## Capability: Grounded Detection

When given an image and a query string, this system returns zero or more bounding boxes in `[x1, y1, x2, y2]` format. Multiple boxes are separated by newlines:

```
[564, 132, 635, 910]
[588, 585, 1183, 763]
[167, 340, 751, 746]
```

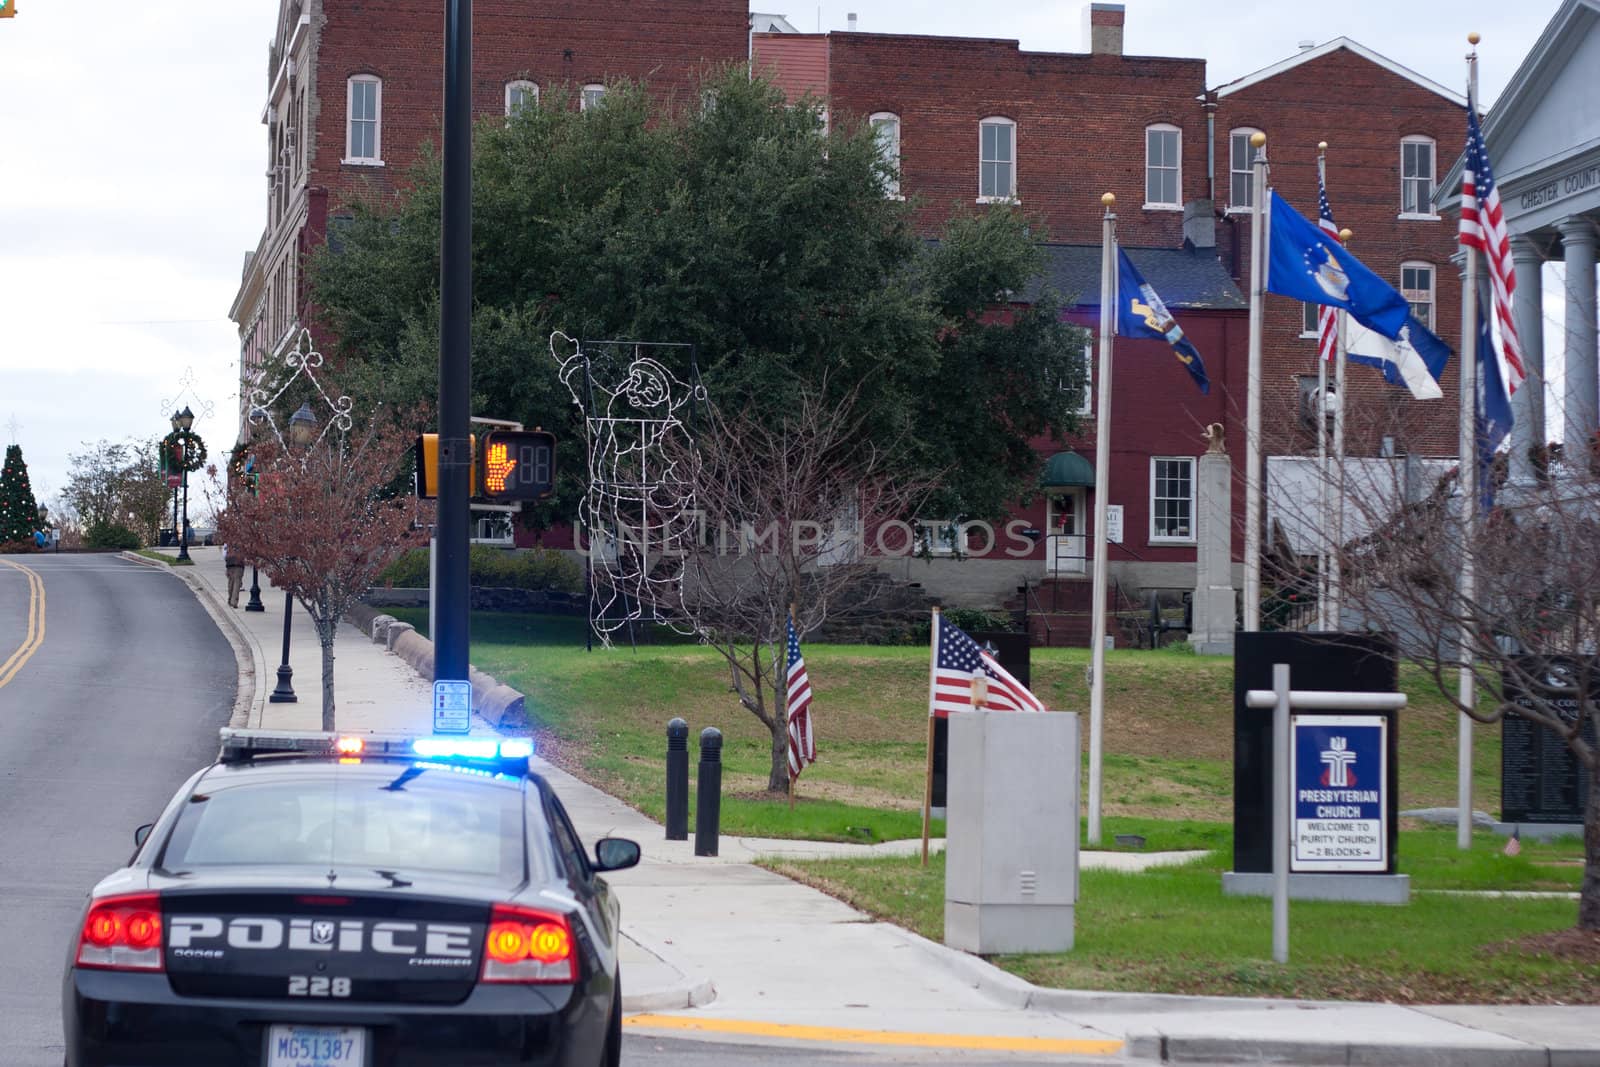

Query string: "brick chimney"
[1085, 3, 1125, 56]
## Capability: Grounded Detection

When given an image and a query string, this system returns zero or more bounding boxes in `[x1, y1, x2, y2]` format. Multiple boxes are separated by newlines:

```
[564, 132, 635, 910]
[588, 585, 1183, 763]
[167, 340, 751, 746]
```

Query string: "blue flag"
[1477, 284, 1514, 511]
[1347, 314, 1451, 401]
[1115, 248, 1209, 394]
[1266, 191, 1411, 340]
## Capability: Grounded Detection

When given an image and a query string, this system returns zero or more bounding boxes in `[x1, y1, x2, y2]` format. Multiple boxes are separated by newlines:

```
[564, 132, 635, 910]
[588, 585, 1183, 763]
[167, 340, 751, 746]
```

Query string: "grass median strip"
[765, 835, 1595, 1004]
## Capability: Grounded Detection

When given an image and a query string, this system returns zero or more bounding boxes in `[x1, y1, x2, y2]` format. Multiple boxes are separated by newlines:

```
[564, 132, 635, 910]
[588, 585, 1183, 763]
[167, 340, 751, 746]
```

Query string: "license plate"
[266, 1025, 366, 1067]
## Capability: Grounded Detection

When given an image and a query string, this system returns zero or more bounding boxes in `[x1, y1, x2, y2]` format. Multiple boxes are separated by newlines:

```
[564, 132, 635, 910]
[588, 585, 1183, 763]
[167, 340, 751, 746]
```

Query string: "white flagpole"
[922, 606, 941, 866]
[1244, 133, 1268, 631]
[1456, 34, 1482, 852]
[1331, 228, 1352, 633]
[1087, 192, 1117, 847]
[1316, 144, 1331, 631]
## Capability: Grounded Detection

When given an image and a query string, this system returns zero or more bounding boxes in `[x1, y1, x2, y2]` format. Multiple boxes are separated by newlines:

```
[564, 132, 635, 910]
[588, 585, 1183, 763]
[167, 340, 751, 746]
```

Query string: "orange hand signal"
[485, 441, 517, 492]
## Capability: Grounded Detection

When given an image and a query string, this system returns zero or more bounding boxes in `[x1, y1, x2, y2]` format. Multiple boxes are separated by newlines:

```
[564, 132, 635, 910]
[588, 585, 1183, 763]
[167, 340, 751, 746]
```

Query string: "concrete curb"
[1121, 1032, 1573, 1066]
[344, 602, 528, 729]
[618, 933, 718, 1013]
[122, 552, 258, 728]
[873, 923, 1325, 1016]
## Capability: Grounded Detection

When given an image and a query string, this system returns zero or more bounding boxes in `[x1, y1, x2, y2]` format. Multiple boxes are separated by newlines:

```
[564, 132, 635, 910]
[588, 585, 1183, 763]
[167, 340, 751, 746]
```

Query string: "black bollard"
[665, 718, 689, 841]
[694, 727, 723, 857]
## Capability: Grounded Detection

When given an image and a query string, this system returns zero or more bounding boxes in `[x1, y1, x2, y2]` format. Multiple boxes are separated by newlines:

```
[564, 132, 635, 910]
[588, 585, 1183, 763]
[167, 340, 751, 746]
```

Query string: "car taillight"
[481, 904, 576, 984]
[76, 893, 163, 972]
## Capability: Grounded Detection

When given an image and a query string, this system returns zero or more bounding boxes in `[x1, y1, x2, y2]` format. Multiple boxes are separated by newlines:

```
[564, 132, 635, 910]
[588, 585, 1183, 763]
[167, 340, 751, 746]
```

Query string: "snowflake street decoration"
[551, 331, 705, 645]
[247, 329, 353, 456]
[160, 366, 217, 426]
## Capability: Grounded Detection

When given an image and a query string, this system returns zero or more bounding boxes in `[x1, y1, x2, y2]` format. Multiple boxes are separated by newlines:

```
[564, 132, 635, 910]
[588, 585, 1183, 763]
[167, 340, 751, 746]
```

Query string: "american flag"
[1503, 826, 1522, 858]
[1459, 100, 1525, 395]
[1315, 161, 1340, 363]
[930, 615, 1045, 716]
[785, 618, 816, 779]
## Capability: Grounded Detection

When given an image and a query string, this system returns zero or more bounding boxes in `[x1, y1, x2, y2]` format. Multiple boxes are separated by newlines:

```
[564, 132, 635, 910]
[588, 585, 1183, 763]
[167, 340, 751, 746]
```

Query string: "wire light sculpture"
[160, 366, 217, 427]
[550, 331, 705, 646]
[246, 329, 353, 455]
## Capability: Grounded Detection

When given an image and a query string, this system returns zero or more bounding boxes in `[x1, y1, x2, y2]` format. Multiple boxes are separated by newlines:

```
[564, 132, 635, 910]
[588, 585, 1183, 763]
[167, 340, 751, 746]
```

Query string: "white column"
[1559, 217, 1599, 452]
[1508, 236, 1546, 483]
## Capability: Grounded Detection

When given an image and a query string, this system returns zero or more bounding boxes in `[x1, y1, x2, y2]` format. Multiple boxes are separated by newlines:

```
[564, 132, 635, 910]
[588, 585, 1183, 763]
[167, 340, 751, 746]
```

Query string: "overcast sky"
[0, 1, 1555, 509]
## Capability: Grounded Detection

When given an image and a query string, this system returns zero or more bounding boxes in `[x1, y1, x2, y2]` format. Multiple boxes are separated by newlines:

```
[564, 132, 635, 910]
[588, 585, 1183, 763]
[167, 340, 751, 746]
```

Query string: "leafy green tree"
[312, 68, 1088, 526]
[0, 444, 42, 546]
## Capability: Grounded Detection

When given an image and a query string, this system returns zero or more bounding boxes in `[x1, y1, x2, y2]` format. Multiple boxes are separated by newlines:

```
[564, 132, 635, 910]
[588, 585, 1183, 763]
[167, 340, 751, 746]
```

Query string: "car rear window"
[161, 767, 524, 879]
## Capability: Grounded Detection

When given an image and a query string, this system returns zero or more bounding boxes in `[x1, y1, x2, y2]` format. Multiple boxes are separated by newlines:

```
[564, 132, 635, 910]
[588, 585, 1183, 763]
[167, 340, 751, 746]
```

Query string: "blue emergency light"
[218, 729, 536, 776]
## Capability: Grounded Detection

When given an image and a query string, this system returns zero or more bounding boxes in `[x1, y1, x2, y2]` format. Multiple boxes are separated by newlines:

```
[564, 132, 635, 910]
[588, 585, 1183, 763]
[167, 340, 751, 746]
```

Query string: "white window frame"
[1144, 123, 1182, 211]
[870, 112, 901, 199]
[1400, 261, 1435, 330]
[1149, 456, 1197, 544]
[505, 80, 538, 116]
[1061, 342, 1093, 416]
[344, 74, 383, 166]
[1400, 135, 1438, 219]
[977, 117, 1017, 203]
[1227, 127, 1261, 213]
[581, 84, 606, 111]
[1301, 301, 1322, 339]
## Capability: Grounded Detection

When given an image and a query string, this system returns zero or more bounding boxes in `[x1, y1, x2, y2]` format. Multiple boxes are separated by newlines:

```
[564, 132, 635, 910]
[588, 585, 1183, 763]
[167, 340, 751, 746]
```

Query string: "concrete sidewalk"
[151, 548, 1600, 1065]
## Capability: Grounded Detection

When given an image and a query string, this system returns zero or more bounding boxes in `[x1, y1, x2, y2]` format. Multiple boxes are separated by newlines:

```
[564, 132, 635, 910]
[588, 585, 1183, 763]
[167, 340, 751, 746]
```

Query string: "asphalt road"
[0, 553, 235, 1066]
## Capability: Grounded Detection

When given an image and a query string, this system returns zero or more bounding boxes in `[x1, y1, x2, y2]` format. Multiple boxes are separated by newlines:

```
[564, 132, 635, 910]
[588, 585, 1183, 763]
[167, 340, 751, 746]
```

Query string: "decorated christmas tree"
[0, 443, 41, 544]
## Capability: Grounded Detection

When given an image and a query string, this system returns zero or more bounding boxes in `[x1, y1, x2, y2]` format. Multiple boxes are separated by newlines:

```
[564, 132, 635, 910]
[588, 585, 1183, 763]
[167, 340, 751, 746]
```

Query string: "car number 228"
[288, 975, 352, 997]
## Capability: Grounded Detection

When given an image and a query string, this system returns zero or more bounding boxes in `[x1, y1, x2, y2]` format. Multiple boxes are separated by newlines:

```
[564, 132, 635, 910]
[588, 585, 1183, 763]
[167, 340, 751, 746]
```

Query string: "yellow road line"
[0, 559, 45, 689]
[622, 1014, 1123, 1056]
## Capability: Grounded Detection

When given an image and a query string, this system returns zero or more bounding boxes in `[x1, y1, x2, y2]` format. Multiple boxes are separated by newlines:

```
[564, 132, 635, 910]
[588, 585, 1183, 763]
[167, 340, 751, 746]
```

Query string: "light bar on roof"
[218, 729, 535, 771]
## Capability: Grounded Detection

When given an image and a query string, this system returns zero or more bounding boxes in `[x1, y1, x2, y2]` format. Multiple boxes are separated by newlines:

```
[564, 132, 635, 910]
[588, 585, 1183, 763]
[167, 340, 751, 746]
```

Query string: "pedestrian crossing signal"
[0, 1, 16, 19]
[476, 430, 556, 502]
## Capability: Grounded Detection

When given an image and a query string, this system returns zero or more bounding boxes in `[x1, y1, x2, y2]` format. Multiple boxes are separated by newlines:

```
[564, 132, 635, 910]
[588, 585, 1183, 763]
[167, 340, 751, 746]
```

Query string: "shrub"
[905, 607, 1017, 644]
[376, 545, 584, 594]
[85, 521, 141, 551]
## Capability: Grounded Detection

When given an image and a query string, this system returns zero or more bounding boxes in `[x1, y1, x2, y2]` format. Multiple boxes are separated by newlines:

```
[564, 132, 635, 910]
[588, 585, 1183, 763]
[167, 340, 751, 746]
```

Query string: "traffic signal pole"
[436, 0, 473, 690]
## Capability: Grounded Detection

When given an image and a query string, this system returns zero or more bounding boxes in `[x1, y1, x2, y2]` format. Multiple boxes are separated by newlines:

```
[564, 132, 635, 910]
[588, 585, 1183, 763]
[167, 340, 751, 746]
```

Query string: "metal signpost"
[1246, 666, 1405, 964]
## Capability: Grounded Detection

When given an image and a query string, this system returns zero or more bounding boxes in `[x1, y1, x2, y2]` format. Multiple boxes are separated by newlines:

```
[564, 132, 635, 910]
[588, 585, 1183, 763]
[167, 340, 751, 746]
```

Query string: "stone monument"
[1189, 423, 1237, 655]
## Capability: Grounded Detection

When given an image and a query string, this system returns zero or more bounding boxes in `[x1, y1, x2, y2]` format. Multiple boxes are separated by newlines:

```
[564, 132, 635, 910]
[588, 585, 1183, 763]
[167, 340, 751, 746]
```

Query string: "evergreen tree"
[0, 443, 41, 544]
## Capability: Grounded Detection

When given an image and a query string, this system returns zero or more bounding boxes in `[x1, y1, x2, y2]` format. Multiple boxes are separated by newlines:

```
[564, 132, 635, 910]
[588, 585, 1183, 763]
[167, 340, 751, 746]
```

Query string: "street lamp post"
[176, 405, 196, 562]
[269, 403, 319, 704]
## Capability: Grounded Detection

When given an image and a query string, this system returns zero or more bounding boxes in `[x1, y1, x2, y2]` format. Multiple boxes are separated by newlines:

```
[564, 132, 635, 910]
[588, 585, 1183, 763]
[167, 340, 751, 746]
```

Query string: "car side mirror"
[593, 837, 640, 872]
[133, 823, 154, 848]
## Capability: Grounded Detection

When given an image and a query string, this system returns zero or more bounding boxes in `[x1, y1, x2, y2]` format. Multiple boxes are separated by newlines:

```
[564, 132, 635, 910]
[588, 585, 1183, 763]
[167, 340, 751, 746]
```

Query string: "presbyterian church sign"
[1291, 715, 1389, 873]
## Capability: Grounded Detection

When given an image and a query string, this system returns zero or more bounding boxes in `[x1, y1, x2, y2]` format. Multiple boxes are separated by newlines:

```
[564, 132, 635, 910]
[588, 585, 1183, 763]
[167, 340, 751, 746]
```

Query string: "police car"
[63, 730, 640, 1067]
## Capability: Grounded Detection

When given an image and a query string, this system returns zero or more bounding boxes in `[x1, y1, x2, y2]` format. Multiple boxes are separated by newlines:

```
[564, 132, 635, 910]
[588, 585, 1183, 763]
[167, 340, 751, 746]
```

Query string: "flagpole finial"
[1101, 192, 1115, 208]
[1317, 140, 1328, 152]
[1250, 132, 1266, 149]
[1339, 227, 1353, 244]
[1468, 31, 1480, 45]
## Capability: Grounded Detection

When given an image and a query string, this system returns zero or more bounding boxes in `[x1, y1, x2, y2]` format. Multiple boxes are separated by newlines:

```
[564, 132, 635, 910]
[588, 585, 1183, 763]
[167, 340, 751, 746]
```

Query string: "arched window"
[1144, 123, 1181, 209]
[581, 84, 606, 111]
[978, 117, 1016, 201]
[869, 112, 901, 198]
[345, 74, 382, 164]
[505, 80, 538, 116]
[1228, 127, 1262, 211]
[1401, 135, 1437, 217]
[1401, 261, 1435, 329]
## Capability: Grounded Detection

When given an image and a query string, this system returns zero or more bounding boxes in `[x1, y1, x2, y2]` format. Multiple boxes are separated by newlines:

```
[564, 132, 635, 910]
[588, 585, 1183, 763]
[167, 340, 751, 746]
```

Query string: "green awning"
[1041, 450, 1094, 488]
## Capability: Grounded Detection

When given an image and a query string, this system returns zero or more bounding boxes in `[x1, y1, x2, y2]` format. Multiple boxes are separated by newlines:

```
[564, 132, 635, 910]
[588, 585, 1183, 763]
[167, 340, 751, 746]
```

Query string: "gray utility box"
[944, 711, 1080, 954]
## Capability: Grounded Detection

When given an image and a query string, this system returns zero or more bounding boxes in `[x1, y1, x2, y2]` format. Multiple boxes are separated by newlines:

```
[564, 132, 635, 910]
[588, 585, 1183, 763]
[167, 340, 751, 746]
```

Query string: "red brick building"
[228, 0, 750, 417]
[227, 2, 1473, 635]
[1212, 38, 1469, 461]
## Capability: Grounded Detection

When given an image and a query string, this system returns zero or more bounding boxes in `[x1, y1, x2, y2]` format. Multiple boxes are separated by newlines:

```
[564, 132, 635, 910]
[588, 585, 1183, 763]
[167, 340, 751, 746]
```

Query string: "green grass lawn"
[767, 831, 1594, 1004]
[134, 549, 192, 566]
[390, 608, 1512, 846]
